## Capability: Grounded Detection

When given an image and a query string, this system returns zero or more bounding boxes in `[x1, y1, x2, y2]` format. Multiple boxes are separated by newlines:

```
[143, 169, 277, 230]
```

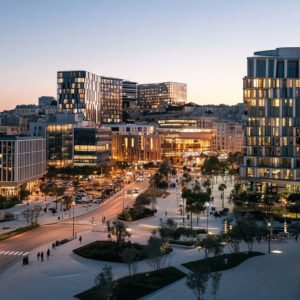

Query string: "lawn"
[75, 267, 186, 300]
[183, 251, 264, 272]
[0, 224, 39, 241]
[73, 240, 148, 262]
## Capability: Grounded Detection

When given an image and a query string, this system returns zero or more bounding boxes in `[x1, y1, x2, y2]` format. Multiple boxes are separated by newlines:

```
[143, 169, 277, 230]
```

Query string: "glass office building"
[240, 47, 300, 190]
[122, 81, 137, 109]
[57, 71, 122, 124]
[74, 126, 111, 166]
[0, 136, 46, 196]
[137, 82, 187, 110]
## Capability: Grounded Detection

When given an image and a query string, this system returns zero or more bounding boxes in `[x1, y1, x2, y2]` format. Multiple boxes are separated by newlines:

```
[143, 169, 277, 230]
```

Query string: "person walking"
[79, 236, 82, 243]
[47, 248, 50, 259]
[40, 251, 44, 262]
[37, 252, 40, 260]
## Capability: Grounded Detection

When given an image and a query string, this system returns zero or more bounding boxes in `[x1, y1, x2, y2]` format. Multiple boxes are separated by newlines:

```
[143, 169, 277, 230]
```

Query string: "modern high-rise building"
[122, 81, 137, 109]
[137, 82, 187, 110]
[57, 71, 122, 124]
[240, 47, 300, 191]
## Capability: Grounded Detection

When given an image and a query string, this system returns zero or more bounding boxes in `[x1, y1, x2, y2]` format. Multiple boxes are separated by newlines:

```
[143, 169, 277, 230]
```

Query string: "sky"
[1, 0, 300, 110]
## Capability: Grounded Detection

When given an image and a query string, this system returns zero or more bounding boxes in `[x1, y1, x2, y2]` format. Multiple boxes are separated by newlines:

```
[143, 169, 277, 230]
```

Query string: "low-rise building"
[109, 124, 160, 163]
[0, 136, 46, 196]
[158, 127, 215, 159]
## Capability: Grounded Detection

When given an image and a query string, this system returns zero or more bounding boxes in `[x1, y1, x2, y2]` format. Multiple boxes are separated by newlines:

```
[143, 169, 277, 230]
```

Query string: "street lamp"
[72, 201, 76, 238]
[206, 202, 210, 234]
[267, 222, 271, 253]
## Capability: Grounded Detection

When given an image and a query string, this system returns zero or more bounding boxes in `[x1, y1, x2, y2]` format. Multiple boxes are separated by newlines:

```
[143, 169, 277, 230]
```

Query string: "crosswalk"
[0, 250, 29, 256]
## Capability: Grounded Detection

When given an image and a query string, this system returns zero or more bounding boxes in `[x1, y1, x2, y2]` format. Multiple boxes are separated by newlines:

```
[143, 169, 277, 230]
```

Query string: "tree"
[233, 217, 258, 252]
[112, 221, 131, 246]
[288, 193, 300, 218]
[288, 201, 300, 218]
[211, 272, 222, 300]
[146, 235, 167, 271]
[262, 193, 279, 215]
[62, 195, 73, 212]
[158, 161, 171, 177]
[202, 179, 211, 193]
[186, 266, 210, 300]
[182, 188, 209, 228]
[159, 218, 177, 245]
[22, 205, 42, 226]
[201, 156, 221, 175]
[72, 179, 80, 194]
[40, 183, 51, 201]
[134, 193, 151, 207]
[218, 183, 227, 209]
[20, 188, 30, 201]
[94, 265, 113, 300]
[199, 234, 224, 258]
[121, 248, 138, 278]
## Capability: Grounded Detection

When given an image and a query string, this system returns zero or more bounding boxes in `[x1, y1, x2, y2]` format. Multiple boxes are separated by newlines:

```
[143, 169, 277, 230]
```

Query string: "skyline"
[1, 0, 300, 110]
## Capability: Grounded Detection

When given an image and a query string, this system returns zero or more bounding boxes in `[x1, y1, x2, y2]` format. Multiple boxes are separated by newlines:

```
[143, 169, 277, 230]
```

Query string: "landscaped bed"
[73, 240, 148, 262]
[183, 251, 264, 272]
[117, 207, 156, 221]
[0, 224, 39, 241]
[75, 267, 186, 300]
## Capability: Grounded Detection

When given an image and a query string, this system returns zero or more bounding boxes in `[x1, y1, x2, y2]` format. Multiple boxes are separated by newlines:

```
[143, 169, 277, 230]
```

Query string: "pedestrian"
[79, 236, 82, 243]
[37, 252, 40, 260]
[40, 251, 44, 262]
[165, 211, 168, 217]
[47, 248, 50, 259]
[295, 234, 298, 242]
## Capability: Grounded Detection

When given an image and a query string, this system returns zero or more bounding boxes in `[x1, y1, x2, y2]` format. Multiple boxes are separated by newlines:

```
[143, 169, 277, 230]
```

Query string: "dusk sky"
[1, 0, 300, 110]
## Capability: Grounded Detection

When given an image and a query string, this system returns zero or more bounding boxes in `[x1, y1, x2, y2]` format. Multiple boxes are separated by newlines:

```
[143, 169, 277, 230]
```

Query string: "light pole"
[206, 202, 210, 234]
[72, 201, 75, 238]
[267, 222, 271, 253]
[122, 170, 125, 212]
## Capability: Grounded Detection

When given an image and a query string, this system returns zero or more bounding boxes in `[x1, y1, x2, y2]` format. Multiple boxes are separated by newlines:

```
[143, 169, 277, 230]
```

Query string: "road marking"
[0, 250, 28, 256]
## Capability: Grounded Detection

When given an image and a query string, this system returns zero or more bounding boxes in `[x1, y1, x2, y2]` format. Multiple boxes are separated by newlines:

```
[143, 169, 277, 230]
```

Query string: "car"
[133, 188, 140, 194]
[127, 189, 133, 194]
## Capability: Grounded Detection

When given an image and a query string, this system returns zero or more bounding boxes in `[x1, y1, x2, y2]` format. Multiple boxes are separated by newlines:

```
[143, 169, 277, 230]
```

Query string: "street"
[0, 180, 148, 273]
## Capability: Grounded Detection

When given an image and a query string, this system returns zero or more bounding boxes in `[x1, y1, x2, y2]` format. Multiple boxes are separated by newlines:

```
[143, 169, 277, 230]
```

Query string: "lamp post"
[267, 222, 271, 253]
[206, 202, 210, 234]
[122, 170, 125, 212]
[72, 201, 75, 238]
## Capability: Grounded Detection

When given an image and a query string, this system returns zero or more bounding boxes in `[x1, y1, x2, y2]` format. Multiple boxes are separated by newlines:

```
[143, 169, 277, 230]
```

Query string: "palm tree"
[218, 183, 227, 208]
[62, 195, 73, 215]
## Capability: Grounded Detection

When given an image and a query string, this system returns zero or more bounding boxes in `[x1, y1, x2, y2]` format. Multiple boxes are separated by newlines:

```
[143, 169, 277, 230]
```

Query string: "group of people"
[37, 248, 51, 262]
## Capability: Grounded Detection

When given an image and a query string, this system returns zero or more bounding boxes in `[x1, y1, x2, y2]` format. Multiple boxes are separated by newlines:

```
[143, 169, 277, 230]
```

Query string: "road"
[0, 180, 148, 273]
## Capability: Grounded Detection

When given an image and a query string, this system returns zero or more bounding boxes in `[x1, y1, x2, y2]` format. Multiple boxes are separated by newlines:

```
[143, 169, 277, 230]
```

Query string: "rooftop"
[254, 47, 300, 58]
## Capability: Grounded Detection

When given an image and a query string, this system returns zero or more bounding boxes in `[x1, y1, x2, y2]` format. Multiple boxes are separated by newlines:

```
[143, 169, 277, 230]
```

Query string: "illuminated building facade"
[137, 82, 187, 109]
[109, 124, 160, 163]
[74, 126, 111, 166]
[46, 123, 74, 167]
[57, 71, 122, 123]
[240, 47, 300, 189]
[213, 122, 244, 153]
[158, 127, 215, 159]
[0, 136, 46, 196]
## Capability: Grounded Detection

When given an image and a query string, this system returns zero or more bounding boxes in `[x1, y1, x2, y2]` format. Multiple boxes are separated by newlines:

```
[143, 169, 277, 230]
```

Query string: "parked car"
[133, 188, 140, 194]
